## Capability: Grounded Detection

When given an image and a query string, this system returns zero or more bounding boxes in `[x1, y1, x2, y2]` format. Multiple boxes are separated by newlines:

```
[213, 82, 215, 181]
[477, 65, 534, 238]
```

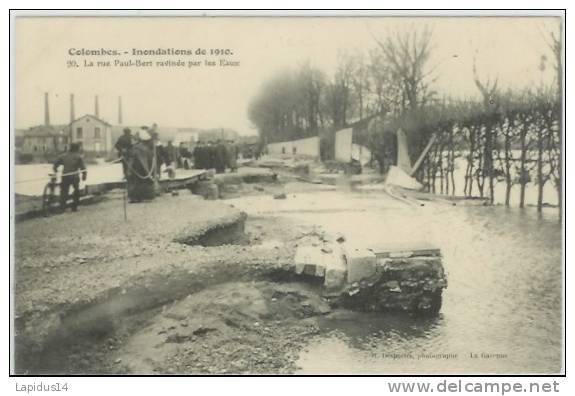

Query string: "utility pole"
[44, 92, 50, 126]
[95, 95, 100, 118]
[70, 93, 75, 124]
[118, 96, 123, 124]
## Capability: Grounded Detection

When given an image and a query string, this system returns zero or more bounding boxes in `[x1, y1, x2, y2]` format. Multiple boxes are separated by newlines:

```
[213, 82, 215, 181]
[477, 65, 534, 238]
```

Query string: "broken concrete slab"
[294, 246, 326, 277]
[376, 256, 445, 281]
[291, 235, 446, 314]
[371, 241, 441, 259]
[345, 247, 377, 283]
[324, 246, 347, 292]
[293, 243, 347, 287]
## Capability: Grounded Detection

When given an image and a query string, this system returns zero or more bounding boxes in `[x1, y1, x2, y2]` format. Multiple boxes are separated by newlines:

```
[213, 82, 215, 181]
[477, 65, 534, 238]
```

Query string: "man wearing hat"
[115, 127, 133, 177]
[53, 142, 87, 212]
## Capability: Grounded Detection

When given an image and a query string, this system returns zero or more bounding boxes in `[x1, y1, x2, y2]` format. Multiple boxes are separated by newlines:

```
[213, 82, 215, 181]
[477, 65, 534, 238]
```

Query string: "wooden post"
[410, 135, 436, 176]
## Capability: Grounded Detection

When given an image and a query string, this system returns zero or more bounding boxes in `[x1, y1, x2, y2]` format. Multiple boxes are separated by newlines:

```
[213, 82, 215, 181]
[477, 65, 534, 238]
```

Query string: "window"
[94, 127, 101, 139]
[76, 127, 83, 139]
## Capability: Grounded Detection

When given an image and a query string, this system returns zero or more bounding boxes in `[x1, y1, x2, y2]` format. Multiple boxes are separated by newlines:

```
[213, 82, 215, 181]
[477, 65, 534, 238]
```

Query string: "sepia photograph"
[10, 11, 565, 376]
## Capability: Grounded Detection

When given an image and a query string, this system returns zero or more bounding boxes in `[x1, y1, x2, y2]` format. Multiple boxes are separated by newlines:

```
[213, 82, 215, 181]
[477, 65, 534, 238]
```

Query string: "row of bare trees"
[248, 25, 562, 212]
[248, 26, 437, 146]
[419, 89, 560, 211]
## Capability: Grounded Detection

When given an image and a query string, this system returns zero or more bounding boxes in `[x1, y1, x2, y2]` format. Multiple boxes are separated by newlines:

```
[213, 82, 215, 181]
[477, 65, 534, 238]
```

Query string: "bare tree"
[323, 53, 355, 128]
[473, 60, 500, 204]
[541, 22, 562, 218]
[350, 52, 370, 120]
[372, 26, 436, 112]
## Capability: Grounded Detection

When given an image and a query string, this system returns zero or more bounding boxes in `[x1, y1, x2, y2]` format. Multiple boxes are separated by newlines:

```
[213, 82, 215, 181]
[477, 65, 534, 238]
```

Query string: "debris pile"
[340, 254, 447, 313]
[293, 238, 447, 314]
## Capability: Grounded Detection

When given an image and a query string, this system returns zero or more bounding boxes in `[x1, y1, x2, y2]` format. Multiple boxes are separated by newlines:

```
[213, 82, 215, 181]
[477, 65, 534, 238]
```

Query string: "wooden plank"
[370, 241, 441, 258]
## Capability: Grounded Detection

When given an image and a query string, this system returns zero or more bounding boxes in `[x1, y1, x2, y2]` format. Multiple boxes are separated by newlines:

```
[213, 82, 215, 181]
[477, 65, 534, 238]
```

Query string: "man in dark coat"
[115, 128, 133, 177]
[53, 143, 87, 212]
[165, 141, 178, 167]
[215, 140, 227, 173]
[192, 142, 204, 169]
[226, 140, 238, 172]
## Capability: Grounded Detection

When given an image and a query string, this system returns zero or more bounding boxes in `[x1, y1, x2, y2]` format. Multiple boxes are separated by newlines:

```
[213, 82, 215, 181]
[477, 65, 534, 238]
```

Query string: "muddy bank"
[115, 281, 330, 374]
[14, 170, 457, 374]
[23, 280, 332, 375]
[14, 185, 339, 374]
[13, 191, 292, 370]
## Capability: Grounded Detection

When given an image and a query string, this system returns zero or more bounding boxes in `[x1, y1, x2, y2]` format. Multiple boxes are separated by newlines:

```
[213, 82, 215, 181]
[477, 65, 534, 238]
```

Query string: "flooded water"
[229, 188, 563, 374]
[14, 161, 123, 196]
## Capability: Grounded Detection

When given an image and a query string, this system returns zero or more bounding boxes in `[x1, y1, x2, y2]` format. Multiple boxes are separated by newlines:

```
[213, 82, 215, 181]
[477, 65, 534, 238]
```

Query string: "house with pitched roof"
[70, 114, 113, 154]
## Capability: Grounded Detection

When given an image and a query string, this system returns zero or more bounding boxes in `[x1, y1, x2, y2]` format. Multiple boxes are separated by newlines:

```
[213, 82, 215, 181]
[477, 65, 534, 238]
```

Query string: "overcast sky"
[15, 16, 560, 135]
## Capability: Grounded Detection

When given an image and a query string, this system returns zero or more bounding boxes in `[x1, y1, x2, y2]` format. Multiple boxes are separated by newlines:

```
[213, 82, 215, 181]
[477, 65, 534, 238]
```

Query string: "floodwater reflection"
[228, 189, 563, 374]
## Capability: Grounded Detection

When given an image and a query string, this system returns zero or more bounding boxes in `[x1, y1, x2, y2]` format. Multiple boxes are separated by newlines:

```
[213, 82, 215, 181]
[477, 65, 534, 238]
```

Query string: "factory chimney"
[70, 93, 75, 124]
[95, 95, 100, 118]
[44, 92, 50, 126]
[118, 96, 123, 124]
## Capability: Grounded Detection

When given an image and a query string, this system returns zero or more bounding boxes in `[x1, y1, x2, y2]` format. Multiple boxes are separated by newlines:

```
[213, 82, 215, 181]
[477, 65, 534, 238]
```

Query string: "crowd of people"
[115, 126, 242, 202]
[52, 125, 246, 210]
[192, 140, 238, 173]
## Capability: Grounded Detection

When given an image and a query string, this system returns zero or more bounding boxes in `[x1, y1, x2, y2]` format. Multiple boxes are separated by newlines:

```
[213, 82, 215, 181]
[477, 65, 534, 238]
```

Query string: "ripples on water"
[292, 203, 562, 374]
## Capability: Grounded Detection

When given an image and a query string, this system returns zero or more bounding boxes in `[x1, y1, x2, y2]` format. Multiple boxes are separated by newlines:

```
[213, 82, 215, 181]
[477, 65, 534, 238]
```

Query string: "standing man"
[53, 143, 87, 212]
[215, 140, 227, 173]
[192, 141, 204, 169]
[165, 141, 178, 168]
[115, 127, 133, 177]
[226, 140, 238, 172]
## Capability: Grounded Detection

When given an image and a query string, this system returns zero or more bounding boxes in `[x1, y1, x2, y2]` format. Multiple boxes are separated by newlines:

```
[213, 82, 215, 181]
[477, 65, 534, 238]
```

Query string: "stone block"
[294, 245, 338, 278]
[324, 247, 347, 291]
[346, 247, 377, 283]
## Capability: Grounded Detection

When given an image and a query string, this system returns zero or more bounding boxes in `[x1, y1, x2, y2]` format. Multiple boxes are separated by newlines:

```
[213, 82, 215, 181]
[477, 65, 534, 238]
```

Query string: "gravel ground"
[14, 184, 333, 374]
[114, 281, 331, 374]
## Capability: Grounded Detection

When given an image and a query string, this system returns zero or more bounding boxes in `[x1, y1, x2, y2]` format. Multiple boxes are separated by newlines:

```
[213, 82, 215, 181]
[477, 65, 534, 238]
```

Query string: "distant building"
[238, 135, 259, 145]
[18, 124, 70, 154]
[70, 114, 113, 154]
[267, 136, 320, 158]
[174, 128, 200, 145]
[198, 129, 239, 142]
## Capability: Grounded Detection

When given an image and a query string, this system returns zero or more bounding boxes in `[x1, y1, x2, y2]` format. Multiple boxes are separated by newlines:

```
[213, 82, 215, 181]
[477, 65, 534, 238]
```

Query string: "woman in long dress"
[126, 130, 157, 202]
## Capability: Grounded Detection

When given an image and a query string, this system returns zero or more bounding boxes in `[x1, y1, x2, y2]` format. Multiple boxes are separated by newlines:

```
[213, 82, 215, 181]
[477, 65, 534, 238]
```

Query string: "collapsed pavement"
[293, 237, 447, 314]
[14, 165, 448, 374]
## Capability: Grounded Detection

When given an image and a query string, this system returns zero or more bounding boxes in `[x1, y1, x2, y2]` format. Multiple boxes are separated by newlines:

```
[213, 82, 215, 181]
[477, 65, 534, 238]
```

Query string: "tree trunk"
[536, 126, 545, 212]
[484, 122, 495, 204]
[519, 124, 528, 209]
[503, 121, 513, 207]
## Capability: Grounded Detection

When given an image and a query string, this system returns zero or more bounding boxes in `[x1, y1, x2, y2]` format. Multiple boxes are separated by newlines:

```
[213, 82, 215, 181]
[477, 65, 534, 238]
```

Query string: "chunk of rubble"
[324, 247, 347, 292]
[294, 245, 327, 277]
[292, 235, 447, 314]
[345, 247, 376, 283]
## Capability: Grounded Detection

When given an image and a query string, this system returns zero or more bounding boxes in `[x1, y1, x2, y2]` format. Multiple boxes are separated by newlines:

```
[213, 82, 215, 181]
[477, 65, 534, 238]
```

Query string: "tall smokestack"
[70, 93, 75, 124]
[95, 95, 100, 118]
[44, 92, 50, 126]
[118, 96, 123, 124]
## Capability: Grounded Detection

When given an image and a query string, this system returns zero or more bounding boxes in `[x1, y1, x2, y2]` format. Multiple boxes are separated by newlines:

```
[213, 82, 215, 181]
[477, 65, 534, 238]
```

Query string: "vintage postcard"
[11, 12, 564, 376]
